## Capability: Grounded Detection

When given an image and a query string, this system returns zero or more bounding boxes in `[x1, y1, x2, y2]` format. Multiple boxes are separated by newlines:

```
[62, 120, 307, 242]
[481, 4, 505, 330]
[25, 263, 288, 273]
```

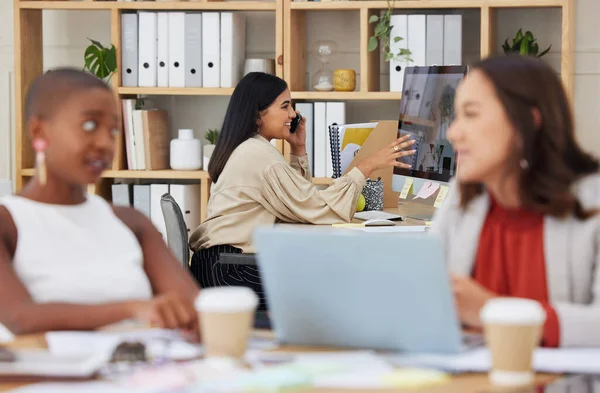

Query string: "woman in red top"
[432, 55, 600, 348]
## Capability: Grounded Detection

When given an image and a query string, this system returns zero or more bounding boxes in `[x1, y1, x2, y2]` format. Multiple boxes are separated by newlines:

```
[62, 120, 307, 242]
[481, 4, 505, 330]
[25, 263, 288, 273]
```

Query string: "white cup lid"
[195, 287, 258, 313]
[480, 297, 546, 325]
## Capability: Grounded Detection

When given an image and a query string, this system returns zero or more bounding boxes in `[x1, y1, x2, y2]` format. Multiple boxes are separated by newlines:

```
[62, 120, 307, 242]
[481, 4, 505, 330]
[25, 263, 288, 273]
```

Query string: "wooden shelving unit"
[13, 0, 575, 224]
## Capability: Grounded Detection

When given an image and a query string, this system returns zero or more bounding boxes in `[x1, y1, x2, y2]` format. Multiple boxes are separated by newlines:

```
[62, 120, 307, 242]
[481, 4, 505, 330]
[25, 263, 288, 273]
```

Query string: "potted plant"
[367, 0, 413, 63]
[83, 38, 117, 83]
[203, 128, 220, 170]
[502, 29, 551, 57]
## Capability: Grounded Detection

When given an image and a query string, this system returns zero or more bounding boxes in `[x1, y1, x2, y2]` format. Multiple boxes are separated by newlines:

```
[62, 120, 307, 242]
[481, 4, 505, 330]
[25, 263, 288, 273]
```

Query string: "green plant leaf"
[368, 36, 378, 52]
[369, 14, 378, 23]
[105, 45, 117, 73]
[374, 22, 385, 36]
[538, 45, 551, 57]
[88, 38, 105, 50]
[84, 45, 106, 78]
[385, 52, 394, 61]
[519, 36, 530, 55]
[393, 36, 403, 42]
[531, 42, 539, 56]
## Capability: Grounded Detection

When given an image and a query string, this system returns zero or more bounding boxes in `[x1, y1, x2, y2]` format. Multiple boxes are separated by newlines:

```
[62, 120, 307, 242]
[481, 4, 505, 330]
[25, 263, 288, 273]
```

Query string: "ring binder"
[329, 124, 342, 178]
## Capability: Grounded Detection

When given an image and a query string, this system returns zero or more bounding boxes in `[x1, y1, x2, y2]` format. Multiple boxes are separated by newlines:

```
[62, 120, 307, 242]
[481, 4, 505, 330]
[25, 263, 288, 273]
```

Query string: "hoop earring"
[519, 158, 529, 170]
[33, 139, 47, 186]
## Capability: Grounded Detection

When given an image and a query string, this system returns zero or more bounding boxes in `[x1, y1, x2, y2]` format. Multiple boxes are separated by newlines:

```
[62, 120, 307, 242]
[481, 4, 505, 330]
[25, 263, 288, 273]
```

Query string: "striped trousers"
[190, 244, 267, 311]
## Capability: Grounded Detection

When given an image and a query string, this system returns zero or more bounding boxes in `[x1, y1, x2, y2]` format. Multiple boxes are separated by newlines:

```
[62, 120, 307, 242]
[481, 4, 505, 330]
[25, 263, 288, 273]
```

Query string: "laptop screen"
[394, 65, 468, 183]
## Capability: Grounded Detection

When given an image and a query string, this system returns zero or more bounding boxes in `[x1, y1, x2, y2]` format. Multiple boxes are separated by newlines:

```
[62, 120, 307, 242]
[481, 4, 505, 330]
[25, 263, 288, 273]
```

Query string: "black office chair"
[160, 193, 270, 329]
[160, 193, 190, 267]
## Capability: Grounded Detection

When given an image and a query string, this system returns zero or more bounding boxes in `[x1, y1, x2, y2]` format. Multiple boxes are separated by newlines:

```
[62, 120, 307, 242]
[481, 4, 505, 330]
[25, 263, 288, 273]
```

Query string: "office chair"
[160, 193, 190, 267]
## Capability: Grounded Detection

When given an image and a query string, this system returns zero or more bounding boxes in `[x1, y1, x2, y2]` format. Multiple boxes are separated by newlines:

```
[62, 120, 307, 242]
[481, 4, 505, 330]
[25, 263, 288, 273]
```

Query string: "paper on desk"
[45, 329, 199, 360]
[46, 330, 277, 362]
[387, 346, 600, 374]
[6, 381, 158, 393]
[413, 181, 440, 199]
[354, 225, 428, 233]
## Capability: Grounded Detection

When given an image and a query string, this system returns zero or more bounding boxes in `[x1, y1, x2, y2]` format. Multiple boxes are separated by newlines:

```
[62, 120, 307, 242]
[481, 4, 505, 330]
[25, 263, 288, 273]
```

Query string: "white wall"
[1, 0, 599, 183]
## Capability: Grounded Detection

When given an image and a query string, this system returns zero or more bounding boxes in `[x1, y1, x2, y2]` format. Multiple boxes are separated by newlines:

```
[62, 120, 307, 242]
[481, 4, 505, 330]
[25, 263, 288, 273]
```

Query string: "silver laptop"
[253, 226, 481, 354]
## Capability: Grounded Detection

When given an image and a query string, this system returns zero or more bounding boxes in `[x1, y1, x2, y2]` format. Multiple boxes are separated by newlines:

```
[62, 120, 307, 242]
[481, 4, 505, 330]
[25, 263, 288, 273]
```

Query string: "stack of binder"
[121, 11, 247, 88]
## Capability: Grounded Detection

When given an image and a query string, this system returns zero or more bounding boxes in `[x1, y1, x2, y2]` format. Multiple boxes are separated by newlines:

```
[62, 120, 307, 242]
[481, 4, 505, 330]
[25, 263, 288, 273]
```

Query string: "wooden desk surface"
[0, 202, 559, 392]
[0, 332, 558, 393]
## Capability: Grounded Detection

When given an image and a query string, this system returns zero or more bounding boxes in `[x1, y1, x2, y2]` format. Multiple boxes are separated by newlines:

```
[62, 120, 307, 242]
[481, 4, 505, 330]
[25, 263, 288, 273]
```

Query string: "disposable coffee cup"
[480, 298, 546, 386]
[195, 287, 258, 359]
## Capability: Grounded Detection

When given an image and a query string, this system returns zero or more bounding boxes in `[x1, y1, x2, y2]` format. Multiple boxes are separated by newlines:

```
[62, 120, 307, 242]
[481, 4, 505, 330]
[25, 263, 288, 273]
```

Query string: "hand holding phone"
[290, 113, 302, 133]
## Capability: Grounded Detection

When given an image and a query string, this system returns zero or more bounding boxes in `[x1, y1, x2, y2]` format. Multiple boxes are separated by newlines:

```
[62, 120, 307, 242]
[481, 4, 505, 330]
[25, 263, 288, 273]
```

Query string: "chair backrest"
[160, 193, 190, 267]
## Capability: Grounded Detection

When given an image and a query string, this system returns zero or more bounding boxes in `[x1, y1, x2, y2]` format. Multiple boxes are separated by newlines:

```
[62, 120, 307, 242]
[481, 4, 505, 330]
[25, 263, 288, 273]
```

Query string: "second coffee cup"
[480, 297, 546, 387]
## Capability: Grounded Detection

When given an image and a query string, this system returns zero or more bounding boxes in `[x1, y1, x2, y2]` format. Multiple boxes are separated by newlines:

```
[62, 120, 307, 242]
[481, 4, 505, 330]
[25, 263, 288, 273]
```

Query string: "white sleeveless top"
[0, 194, 153, 305]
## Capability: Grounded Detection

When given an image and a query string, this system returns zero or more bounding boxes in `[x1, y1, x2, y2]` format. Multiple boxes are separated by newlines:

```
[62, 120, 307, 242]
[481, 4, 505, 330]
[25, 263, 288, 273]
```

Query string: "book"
[329, 122, 378, 178]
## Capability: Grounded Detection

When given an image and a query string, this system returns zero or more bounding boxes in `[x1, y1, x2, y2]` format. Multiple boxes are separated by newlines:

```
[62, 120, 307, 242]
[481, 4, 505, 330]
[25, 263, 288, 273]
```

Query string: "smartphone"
[290, 113, 302, 133]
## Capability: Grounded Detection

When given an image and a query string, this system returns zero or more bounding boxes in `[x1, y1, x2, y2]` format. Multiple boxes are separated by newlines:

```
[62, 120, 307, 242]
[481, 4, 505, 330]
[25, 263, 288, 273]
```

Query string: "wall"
[1, 0, 599, 185]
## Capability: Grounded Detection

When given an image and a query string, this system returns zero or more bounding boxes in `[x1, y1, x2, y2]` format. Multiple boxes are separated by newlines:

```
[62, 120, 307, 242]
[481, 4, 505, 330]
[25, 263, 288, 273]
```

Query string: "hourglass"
[311, 40, 338, 92]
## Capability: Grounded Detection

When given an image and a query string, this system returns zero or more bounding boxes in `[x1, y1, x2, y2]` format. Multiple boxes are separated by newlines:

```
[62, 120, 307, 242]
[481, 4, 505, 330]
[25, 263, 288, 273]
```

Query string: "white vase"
[203, 144, 216, 170]
[170, 129, 202, 170]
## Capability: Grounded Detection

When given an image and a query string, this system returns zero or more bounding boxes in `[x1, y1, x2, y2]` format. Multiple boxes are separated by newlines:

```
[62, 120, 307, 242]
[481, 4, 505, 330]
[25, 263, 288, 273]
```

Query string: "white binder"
[220, 12, 246, 88]
[137, 11, 157, 87]
[157, 12, 169, 87]
[407, 14, 426, 67]
[389, 14, 407, 92]
[202, 12, 220, 88]
[169, 184, 201, 238]
[150, 184, 169, 241]
[325, 102, 346, 178]
[313, 102, 327, 178]
[296, 103, 314, 175]
[121, 13, 138, 87]
[426, 15, 444, 66]
[168, 12, 185, 88]
[443, 14, 462, 65]
[185, 12, 203, 87]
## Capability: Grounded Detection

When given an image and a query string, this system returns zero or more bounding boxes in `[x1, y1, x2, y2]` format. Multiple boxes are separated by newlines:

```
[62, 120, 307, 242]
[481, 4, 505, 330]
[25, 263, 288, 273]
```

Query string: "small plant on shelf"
[83, 38, 117, 83]
[367, 0, 413, 62]
[502, 28, 551, 57]
[205, 129, 220, 145]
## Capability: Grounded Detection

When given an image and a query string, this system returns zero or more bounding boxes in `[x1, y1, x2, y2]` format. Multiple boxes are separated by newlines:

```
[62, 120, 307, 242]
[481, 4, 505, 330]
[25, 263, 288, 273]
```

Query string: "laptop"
[253, 226, 481, 354]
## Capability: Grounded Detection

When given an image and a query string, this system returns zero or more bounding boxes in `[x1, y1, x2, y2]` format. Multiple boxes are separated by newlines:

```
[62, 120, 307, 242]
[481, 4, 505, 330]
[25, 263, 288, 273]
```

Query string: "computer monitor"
[392, 65, 468, 194]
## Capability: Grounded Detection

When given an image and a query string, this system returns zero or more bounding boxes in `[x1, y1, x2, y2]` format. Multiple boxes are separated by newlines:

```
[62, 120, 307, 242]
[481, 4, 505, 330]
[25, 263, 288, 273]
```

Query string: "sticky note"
[382, 368, 450, 388]
[433, 185, 449, 208]
[399, 178, 414, 199]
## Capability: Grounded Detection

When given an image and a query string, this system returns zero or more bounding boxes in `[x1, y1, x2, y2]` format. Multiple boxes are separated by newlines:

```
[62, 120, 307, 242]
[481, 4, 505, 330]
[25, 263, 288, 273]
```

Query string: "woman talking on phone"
[188, 72, 416, 307]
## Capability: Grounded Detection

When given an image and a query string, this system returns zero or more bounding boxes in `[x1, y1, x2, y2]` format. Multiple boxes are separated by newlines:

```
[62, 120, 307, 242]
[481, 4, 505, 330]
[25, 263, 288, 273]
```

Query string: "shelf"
[289, 0, 566, 10]
[312, 177, 332, 185]
[21, 168, 209, 180]
[118, 87, 235, 96]
[292, 91, 402, 100]
[19, 1, 277, 10]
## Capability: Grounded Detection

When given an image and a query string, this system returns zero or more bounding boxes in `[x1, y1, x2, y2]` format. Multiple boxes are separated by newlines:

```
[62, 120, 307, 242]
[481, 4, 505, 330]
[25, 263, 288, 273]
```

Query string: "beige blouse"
[189, 134, 366, 253]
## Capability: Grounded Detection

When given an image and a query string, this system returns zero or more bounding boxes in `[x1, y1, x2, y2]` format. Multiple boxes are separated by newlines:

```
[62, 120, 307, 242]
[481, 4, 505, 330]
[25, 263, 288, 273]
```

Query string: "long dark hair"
[208, 72, 288, 183]
[459, 55, 599, 219]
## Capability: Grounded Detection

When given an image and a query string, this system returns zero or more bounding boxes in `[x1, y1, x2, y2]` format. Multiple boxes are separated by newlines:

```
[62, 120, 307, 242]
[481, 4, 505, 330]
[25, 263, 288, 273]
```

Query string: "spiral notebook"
[329, 122, 378, 178]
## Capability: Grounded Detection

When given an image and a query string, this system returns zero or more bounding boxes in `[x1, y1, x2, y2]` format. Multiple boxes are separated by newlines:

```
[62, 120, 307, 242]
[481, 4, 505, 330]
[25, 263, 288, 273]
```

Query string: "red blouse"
[472, 198, 560, 347]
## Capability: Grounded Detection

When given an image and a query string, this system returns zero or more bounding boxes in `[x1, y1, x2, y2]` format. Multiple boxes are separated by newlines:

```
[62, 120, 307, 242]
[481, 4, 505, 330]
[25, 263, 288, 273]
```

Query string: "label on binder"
[434, 185, 449, 208]
[399, 178, 414, 199]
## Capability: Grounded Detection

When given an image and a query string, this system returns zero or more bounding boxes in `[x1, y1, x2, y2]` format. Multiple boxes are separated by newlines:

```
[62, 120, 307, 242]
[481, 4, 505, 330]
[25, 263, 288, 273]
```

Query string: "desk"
[0, 332, 558, 393]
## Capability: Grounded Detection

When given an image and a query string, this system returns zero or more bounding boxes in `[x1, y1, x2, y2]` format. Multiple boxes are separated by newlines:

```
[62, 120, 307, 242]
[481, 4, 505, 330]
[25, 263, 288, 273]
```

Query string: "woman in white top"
[0, 68, 200, 336]
[188, 72, 416, 310]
